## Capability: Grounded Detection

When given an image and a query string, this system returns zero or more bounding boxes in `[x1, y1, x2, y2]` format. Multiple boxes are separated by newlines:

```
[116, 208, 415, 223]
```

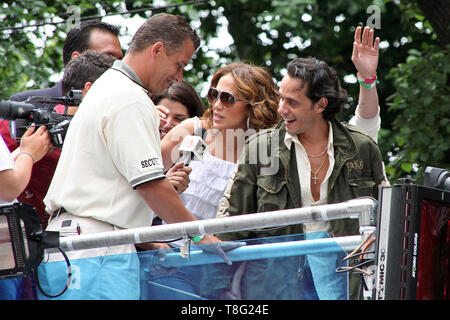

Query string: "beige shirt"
[44, 61, 164, 229]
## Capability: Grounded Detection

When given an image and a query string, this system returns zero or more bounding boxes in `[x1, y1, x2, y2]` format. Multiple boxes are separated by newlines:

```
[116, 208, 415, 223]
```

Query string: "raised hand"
[351, 26, 380, 79]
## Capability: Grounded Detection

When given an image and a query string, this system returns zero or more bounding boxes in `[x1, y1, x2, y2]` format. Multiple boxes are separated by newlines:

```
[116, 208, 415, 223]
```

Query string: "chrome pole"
[58, 198, 377, 252]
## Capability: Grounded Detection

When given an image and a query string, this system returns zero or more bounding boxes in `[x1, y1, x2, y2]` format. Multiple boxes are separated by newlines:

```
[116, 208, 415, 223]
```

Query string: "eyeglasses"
[207, 87, 245, 109]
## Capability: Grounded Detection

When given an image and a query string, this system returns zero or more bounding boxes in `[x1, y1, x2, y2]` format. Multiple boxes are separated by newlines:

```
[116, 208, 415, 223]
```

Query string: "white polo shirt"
[44, 60, 164, 229]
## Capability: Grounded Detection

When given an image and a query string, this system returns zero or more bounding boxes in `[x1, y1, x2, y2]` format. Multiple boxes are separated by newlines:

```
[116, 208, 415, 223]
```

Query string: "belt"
[50, 207, 67, 219]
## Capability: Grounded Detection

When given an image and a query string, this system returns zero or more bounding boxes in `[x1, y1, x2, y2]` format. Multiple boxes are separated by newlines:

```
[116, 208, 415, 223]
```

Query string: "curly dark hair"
[287, 57, 348, 120]
[203, 62, 280, 130]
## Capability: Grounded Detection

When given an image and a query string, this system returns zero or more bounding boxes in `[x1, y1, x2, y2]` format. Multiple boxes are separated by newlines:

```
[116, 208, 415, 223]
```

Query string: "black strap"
[111, 67, 149, 94]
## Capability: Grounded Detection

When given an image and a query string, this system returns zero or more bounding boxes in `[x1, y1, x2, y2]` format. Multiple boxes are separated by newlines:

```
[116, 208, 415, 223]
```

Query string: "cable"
[343, 232, 375, 261]
[0, 0, 209, 32]
[147, 280, 206, 300]
[35, 248, 72, 298]
[338, 232, 376, 279]
[151, 238, 183, 243]
[359, 237, 376, 260]
[342, 250, 375, 261]
[336, 259, 374, 277]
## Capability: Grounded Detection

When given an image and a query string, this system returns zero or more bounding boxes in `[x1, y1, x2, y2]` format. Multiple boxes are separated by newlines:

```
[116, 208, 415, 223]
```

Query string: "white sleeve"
[104, 102, 165, 188]
[349, 105, 381, 142]
[0, 136, 14, 172]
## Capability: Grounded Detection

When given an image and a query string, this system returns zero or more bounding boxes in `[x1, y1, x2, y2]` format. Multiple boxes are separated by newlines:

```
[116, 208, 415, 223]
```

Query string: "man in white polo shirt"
[39, 13, 218, 300]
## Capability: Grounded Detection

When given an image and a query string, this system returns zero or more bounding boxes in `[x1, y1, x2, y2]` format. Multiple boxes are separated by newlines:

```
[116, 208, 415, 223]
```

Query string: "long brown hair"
[151, 81, 204, 118]
[202, 63, 280, 130]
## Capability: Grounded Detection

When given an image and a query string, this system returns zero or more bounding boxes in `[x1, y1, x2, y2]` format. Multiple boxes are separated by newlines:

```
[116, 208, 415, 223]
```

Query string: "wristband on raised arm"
[357, 73, 378, 89]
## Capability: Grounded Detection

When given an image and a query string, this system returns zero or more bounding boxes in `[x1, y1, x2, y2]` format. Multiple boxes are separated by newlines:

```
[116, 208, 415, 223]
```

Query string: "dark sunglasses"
[207, 87, 245, 109]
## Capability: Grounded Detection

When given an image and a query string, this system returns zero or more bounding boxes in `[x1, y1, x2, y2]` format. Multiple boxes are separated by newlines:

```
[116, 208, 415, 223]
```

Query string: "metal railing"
[58, 197, 377, 252]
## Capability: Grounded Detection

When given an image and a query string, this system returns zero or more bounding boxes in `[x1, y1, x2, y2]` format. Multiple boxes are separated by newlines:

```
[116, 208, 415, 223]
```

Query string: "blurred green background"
[0, 0, 448, 183]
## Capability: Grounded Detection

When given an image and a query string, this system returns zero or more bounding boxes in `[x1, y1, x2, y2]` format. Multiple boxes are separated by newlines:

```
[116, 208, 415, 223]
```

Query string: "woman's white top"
[179, 117, 237, 221]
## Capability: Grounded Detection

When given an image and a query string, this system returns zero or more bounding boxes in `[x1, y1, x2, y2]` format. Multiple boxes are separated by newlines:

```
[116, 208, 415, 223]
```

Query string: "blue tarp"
[37, 232, 349, 300]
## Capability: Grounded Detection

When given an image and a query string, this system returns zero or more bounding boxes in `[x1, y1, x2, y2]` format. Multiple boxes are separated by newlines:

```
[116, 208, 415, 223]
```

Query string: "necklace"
[307, 145, 328, 158]
[311, 153, 328, 185]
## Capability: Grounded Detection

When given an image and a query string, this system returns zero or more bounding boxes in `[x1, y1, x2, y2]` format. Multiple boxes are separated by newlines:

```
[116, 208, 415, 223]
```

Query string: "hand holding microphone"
[166, 133, 207, 193]
[166, 162, 192, 194]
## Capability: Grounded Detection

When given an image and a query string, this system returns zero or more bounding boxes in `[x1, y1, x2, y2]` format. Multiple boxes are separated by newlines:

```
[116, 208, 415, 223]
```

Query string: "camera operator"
[0, 127, 51, 202]
[0, 20, 123, 231]
[0, 126, 51, 300]
[39, 13, 219, 300]
[0, 22, 122, 300]
[59, 50, 118, 113]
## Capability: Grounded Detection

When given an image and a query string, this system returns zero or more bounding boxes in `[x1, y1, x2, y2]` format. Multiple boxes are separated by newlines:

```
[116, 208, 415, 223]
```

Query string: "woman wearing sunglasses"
[161, 62, 280, 219]
[144, 63, 280, 300]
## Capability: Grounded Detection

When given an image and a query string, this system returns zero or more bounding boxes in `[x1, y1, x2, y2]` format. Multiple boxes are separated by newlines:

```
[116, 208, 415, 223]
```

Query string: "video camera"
[0, 203, 59, 281]
[0, 89, 82, 147]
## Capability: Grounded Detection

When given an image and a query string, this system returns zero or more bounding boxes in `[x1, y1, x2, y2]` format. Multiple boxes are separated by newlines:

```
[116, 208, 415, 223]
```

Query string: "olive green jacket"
[200, 119, 386, 299]
[217, 118, 387, 241]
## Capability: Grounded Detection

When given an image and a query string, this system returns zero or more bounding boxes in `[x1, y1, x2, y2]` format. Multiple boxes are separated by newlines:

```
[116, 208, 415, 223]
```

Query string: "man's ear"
[150, 41, 165, 58]
[82, 82, 93, 96]
[71, 51, 81, 60]
[316, 97, 328, 113]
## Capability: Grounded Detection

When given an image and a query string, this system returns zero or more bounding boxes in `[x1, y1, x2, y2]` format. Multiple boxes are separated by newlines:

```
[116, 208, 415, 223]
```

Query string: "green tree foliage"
[0, 1, 123, 99]
[380, 1, 449, 183]
[384, 43, 450, 183]
[0, 0, 448, 183]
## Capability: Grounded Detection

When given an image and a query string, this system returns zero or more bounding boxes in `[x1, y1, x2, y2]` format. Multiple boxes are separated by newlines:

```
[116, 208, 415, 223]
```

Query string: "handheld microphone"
[177, 134, 207, 166]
